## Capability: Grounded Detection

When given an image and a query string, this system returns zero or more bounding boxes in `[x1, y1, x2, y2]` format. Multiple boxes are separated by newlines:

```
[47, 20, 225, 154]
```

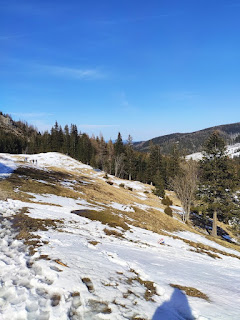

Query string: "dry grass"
[51, 294, 61, 307]
[126, 269, 158, 302]
[11, 207, 63, 255]
[72, 209, 130, 230]
[88, 299, 111, 314]
[71, 291, 80, 297]
[0, 166, 84, 202]
[189, 248, 221, 259]
[1, 162, 189, 236]
[88, 240, 99, 246]
[170, 284, 210, 301]
[103, 227, 124, 238]
[82, 278, 94, 293]
[171, 235, 240, 260]
[54, 259, 68, 268]
[2, 158, 239, 258]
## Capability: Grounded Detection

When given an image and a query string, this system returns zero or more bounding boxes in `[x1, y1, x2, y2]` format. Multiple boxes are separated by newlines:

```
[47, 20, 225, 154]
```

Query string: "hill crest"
[134, 122, 240, 154]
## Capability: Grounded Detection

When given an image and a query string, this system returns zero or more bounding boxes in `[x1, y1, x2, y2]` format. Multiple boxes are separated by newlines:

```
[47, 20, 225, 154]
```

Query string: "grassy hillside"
[0, 152, 240, 319]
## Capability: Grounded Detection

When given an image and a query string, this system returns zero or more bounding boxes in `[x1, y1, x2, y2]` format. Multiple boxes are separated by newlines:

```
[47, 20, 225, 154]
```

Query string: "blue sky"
[1, 0, 240, 141]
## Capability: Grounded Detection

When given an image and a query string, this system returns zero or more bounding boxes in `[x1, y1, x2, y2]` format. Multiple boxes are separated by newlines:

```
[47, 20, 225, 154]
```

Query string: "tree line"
[1, 113, 240, 238]
[170, 132, 240, 237]
[0, 116, 181, 193]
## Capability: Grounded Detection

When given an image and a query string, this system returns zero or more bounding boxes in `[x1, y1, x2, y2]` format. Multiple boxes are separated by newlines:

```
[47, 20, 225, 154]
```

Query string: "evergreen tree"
[153, 169, 165, 198]
[96, 134, 107, 170]
[41, 131, 51, 152]
[63, 125, 70, 155]
[199, 131, 237, 237]
[70, 124, 78, 158]
[167, 143, 181, 181]
[125, 134, 135, 180]
[147, 142, 166, 189]
[114, 132, 124, 156]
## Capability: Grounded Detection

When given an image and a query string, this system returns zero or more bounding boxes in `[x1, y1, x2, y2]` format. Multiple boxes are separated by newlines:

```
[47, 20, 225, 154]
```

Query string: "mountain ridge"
[134, 122, 240, 154]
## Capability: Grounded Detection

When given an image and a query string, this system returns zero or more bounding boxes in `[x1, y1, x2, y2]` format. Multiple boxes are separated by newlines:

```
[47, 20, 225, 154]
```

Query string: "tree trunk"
[186, 209, 189, 223]
[182, 211, 186, 223]
[211, 210, 218, 237]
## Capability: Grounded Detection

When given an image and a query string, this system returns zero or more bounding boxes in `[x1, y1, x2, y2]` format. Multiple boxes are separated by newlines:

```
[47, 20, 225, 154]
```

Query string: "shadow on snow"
[152, 288, 194, 320]
[0, 162, 14, 176]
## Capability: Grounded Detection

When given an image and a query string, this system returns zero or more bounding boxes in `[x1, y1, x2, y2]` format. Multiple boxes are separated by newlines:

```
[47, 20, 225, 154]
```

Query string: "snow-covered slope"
[0, 155, 17, 178]
[186, 143, 240, 160]
[0, 152, 240, 320]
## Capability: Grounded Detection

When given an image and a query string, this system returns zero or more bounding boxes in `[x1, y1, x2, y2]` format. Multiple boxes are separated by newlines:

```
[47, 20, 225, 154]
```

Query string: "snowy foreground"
[0, 153, 240, 320]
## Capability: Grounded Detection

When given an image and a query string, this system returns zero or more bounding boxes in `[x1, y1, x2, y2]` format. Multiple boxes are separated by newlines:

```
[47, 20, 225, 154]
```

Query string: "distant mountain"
[133, 122, 240, 155]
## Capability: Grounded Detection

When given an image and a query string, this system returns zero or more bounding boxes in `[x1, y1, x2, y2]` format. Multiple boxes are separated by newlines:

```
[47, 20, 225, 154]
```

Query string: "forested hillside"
[1, 112, 240, 230]
[0, 112, 181, 192]
[134, 122, 240, 154]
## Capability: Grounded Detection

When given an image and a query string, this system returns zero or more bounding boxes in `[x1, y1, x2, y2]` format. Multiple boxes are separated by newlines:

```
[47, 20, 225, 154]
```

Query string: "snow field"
[0, 152, 240, 319]
[1, 195, 240, 319]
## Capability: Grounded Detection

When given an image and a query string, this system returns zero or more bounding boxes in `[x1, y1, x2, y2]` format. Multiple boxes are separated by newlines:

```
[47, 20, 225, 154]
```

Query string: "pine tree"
[199, 131, 237, 237]
[153, 169, 165, 198]
[63, 125, 70, 155]
[148, 143, 166, 189]
[96, 134, 107, 170]
[70, 124, 78, 158]
[167, 143, 180, 180]
[114, 132, 124, 156]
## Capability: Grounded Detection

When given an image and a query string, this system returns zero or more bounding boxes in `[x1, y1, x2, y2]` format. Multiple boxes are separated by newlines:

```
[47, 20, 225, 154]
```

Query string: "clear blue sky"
[1, 0, 240, 141]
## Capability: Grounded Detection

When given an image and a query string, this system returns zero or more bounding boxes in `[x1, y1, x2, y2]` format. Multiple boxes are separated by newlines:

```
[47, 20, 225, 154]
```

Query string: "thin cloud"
[79, 125, 120, 129]
[11, 112, 53, 119]
[120, 92, 138, 112]
[38, 64, 106, 80]
[161, 91, 199, 101]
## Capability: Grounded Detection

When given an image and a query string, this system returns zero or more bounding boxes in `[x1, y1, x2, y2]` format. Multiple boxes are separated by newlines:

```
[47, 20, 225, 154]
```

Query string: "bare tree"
[107, 139, 114, 174]
[170, 160, 198, 223]
[114, 154, 125, 178]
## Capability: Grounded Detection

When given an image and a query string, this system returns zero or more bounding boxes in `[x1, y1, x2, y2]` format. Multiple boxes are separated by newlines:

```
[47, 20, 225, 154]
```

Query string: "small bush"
[161, 196, 173, 206]
[119, 183, 125, 188]
[152, 185, 165, 198]
[164, 206, 173, 217]
[144, 191, 149, 194]
[106, 181, 113, 185]
[103, 173, 109, 179]
[128, 187, 133, 191]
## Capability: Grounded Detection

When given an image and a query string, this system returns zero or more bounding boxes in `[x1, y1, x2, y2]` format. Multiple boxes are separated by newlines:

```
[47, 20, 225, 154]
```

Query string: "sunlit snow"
[0, 152, 240, 320]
